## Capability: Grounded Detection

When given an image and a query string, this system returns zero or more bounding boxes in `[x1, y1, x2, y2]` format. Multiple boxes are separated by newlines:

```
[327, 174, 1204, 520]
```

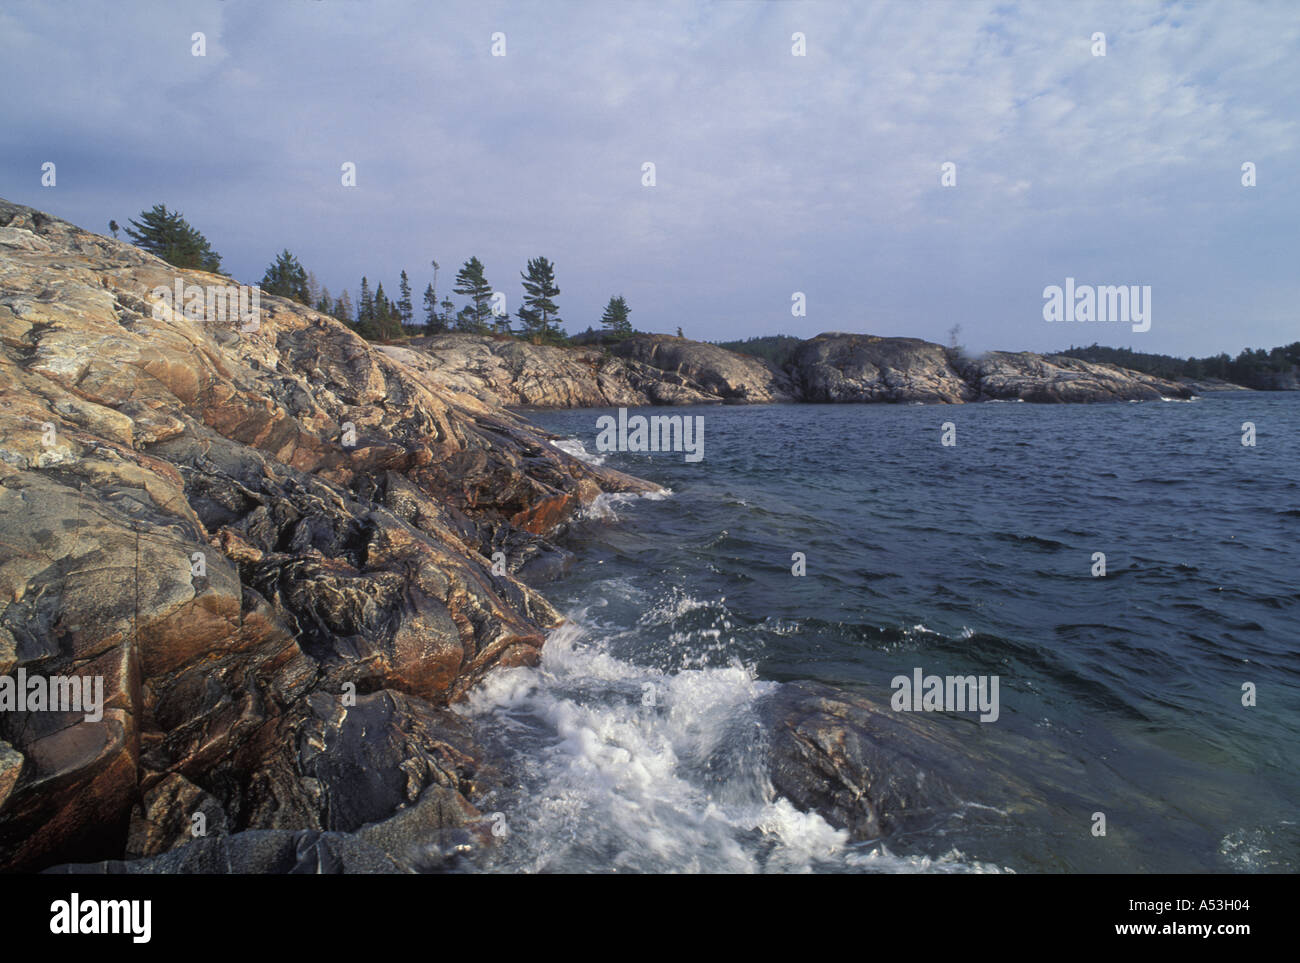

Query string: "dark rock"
[760, 681, 1043, 841]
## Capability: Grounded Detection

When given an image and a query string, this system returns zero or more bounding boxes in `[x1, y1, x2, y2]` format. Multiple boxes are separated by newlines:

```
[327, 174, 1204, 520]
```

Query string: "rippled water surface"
[463, 394, 1300, 872]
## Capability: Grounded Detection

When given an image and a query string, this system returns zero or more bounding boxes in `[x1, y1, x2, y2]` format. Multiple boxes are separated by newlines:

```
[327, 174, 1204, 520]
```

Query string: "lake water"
[462, 393, 1299, 873]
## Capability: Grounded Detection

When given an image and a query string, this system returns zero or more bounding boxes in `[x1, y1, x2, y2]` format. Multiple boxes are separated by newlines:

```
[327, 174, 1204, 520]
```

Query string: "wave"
[551, 437, 605, 465]
[580, 488, 672, 522]
[459, 609, 1005, 873]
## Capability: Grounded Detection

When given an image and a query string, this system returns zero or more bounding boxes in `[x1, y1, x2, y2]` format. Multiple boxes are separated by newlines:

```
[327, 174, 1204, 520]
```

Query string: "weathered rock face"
[789, 333, 974, 404]
[786, 333, 1195, 404]
[963, 351, 1196, 403]
[0, 197, 657, 871]
[399, 331, 1196, 409]
[608, 335, 797, 404]
[395, 333, 795, 408]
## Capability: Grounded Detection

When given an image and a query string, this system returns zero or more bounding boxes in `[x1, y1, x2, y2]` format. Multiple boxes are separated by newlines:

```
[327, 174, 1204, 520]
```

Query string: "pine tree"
[599, 295, 632, 339]
[358, 277, 374, 327]
[398, 270, 414, 330]
[455, 305, 477, 330]
[335, 289, 354, 326]
[518, 256, 562, 341]
[423, 283, 445, 334]
[260, 249, 310, 303]
[316, 285, 333, 315]
[108, 220, 119, 239]
[371, 282, 402, 340]
[452, 257, 493, 333]
[124, 204, 222, 272]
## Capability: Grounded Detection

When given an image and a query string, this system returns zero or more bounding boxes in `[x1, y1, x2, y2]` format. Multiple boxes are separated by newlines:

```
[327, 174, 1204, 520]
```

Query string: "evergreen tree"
[371, 282, 402, 340]
[398, 270, 414, 330]
[316, 285, 333, 315]
[358, 277, 374, 327]
[335, 289, 354, 327]
[108, 220, 119, 239]
[260, 249, 310, 303]
[124, 204, 222, 272]
[375, 283, 387, 335]
[452, 257, 493, 332]
[423, 283, 446, 333]
[599, 295, 632, 339]
[518, 256, 562, 340]
[455, 305, 478, 331]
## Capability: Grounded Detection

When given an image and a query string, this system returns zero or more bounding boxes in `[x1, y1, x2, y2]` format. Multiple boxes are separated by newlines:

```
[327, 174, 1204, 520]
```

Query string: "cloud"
[1, 0, 1296, 355]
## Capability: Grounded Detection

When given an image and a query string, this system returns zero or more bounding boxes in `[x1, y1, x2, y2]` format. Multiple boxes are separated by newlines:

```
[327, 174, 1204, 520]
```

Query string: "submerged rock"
[760, 681, 1044, 842]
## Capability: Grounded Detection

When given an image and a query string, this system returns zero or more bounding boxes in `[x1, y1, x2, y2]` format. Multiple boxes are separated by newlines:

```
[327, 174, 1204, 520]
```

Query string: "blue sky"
[2, 0, 1296, 356]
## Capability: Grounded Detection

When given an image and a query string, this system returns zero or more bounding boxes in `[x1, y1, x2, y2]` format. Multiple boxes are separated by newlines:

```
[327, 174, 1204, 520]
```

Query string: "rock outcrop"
[0, 198, 657, 872]
[788, 333, 1195, 404]
[607, 335, 798, 404]
[393, 332, 795, 408]
[962, 350, 1196, 403]
[789, 333, 974, 404]
[761, 681, 1070, 846]
[398, 331, 1195, 409]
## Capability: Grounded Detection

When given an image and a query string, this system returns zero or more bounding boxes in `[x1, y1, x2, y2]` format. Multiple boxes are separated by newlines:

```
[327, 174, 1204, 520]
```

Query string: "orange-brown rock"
[0, 197, 660, 871]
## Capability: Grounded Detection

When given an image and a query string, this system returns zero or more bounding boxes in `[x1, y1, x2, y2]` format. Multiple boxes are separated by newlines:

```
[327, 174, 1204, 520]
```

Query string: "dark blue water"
[464, 394, 1299, 873]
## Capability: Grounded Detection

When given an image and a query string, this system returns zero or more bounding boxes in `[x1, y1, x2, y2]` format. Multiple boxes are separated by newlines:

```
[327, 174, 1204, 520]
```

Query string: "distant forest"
[713, 335, 803, 367]
[1059, 342, 1300, 388]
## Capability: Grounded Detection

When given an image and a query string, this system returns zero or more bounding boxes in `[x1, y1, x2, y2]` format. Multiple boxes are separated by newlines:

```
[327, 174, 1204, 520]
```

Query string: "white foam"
[582, 488, 672, 522]
[845, 845, 1011, 874]
[551, 437, 605, 465]
[461, 608, 1002, 873]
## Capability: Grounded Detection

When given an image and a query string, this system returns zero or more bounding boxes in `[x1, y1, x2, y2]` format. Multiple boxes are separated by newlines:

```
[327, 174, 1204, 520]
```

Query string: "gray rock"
[760, 681, 1044, 841]
[790, 333, 973, 403]
[963, 351, 1195, 402]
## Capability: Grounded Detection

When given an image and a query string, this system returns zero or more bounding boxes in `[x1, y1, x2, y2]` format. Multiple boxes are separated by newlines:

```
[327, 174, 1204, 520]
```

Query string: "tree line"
[116, 204, 638, 344]
[1060, 342, 1300, 388]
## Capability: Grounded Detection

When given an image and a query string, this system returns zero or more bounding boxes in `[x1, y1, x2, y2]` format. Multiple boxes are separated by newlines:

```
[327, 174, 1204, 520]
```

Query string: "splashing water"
[460, 612, 1005, 873]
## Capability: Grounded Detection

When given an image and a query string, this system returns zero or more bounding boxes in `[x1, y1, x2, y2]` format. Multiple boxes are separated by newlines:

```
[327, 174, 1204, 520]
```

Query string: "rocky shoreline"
[396, 329, 1203, 410]
[0, 199, 657, 871]
[0, 198, 1222, 873]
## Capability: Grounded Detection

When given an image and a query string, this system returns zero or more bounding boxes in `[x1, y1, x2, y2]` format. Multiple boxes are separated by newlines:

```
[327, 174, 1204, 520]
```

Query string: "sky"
[1, 0, 1297, 357]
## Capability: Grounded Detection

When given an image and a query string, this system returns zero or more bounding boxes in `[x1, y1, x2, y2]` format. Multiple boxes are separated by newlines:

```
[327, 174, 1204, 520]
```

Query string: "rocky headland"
[399, 330, 1198, 409]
